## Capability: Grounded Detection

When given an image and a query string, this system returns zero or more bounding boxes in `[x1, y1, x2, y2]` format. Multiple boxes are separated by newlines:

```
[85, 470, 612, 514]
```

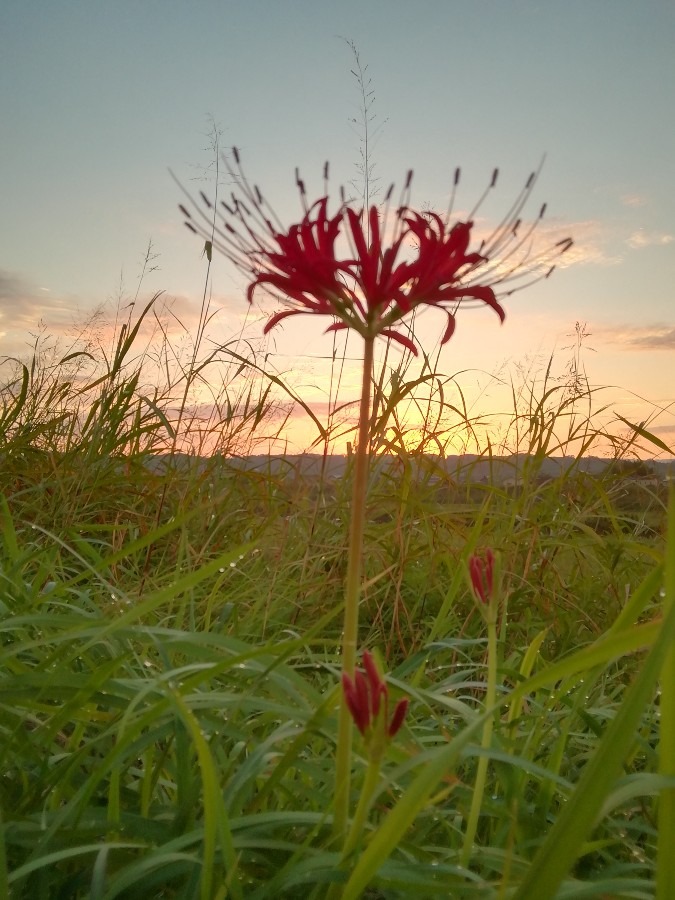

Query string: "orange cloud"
[0, 270, 75, 334]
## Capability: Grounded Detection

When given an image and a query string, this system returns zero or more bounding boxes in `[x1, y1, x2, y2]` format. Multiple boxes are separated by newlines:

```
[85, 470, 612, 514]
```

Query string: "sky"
[1, 0, 674, 457]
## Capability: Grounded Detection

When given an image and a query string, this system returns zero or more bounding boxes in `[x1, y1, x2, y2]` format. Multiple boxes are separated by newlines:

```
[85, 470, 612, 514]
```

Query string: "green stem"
[327, 759, 382, 899]
[333, 335, 375, 839]
[460, 614, 498, 868]
[341, 758, 382, 860]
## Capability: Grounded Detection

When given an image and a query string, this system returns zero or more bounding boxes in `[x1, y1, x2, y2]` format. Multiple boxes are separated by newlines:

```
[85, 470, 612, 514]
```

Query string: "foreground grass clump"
[1, 311, 674, 897]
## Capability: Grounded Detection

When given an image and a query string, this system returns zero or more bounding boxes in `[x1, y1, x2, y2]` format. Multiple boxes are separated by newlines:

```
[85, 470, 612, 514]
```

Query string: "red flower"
[342, 650, 408, 740]
[469, 549, 495, 605]
[177, 150, 573, 354]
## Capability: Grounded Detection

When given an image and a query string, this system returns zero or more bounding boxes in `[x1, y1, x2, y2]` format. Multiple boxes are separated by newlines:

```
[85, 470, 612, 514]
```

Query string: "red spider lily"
[469, 549, 496, 605]
[342, 650, 409, 740]
[176, 150, 573, 355]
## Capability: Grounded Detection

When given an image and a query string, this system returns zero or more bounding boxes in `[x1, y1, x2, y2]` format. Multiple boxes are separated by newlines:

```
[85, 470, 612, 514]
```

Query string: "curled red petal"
[380, 329, 419, 355]
[262, 310, 305, 333]
[440, 313, 456, 345]
[459, 285, 505, 323]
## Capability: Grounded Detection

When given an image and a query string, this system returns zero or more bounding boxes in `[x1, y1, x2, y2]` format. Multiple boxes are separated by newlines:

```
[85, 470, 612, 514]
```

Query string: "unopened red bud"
[388, 698, 409, 737]
[469, 549, 495, 604]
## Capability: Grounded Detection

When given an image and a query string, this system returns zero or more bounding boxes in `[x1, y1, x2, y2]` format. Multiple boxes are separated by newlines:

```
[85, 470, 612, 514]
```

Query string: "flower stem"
[460, 614, 498, 868]
[327, 759, 382, 899]
[342, 758, 382, 858]
[333, 335, 375, 839]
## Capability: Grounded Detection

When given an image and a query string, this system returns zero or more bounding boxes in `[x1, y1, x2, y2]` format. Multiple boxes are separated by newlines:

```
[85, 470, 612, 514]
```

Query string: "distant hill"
[167, 453, 674, 485]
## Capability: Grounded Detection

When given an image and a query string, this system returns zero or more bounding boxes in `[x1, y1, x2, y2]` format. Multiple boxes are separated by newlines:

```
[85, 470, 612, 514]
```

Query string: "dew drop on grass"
[659, 586, 666, 597]
[219, 567, 225, 573]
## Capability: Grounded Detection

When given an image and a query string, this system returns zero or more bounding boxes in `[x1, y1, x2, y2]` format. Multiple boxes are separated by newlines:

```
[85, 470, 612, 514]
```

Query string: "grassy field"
[0, 295, 674, 899]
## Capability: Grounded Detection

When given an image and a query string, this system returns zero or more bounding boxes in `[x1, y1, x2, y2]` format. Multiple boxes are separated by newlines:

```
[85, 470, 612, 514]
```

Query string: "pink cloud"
[594, 323, 675, 350]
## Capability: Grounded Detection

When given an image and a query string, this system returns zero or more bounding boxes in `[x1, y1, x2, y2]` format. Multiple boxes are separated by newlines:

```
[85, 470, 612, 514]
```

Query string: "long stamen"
[444, 166, 462, 223]
[478, 157, 546, 258]
[466, 166, 499, 221]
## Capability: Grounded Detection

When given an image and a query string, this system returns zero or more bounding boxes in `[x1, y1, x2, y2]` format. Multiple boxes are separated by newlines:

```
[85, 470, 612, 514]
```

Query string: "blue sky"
[2, 0, 674, 454]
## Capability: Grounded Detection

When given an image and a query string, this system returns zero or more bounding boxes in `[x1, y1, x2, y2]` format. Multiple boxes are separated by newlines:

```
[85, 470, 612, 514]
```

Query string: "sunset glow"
[1, 2, 673, 457]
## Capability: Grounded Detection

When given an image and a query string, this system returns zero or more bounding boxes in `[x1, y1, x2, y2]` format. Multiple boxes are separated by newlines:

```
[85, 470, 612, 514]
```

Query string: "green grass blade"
[167, 688, 241, 900]
[0, 804, 8, 900]
[507, 617, 659, 710]
[513, 567, 675, 897]
[657, 486, 675, 900]
[8, 843, 141, 885]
